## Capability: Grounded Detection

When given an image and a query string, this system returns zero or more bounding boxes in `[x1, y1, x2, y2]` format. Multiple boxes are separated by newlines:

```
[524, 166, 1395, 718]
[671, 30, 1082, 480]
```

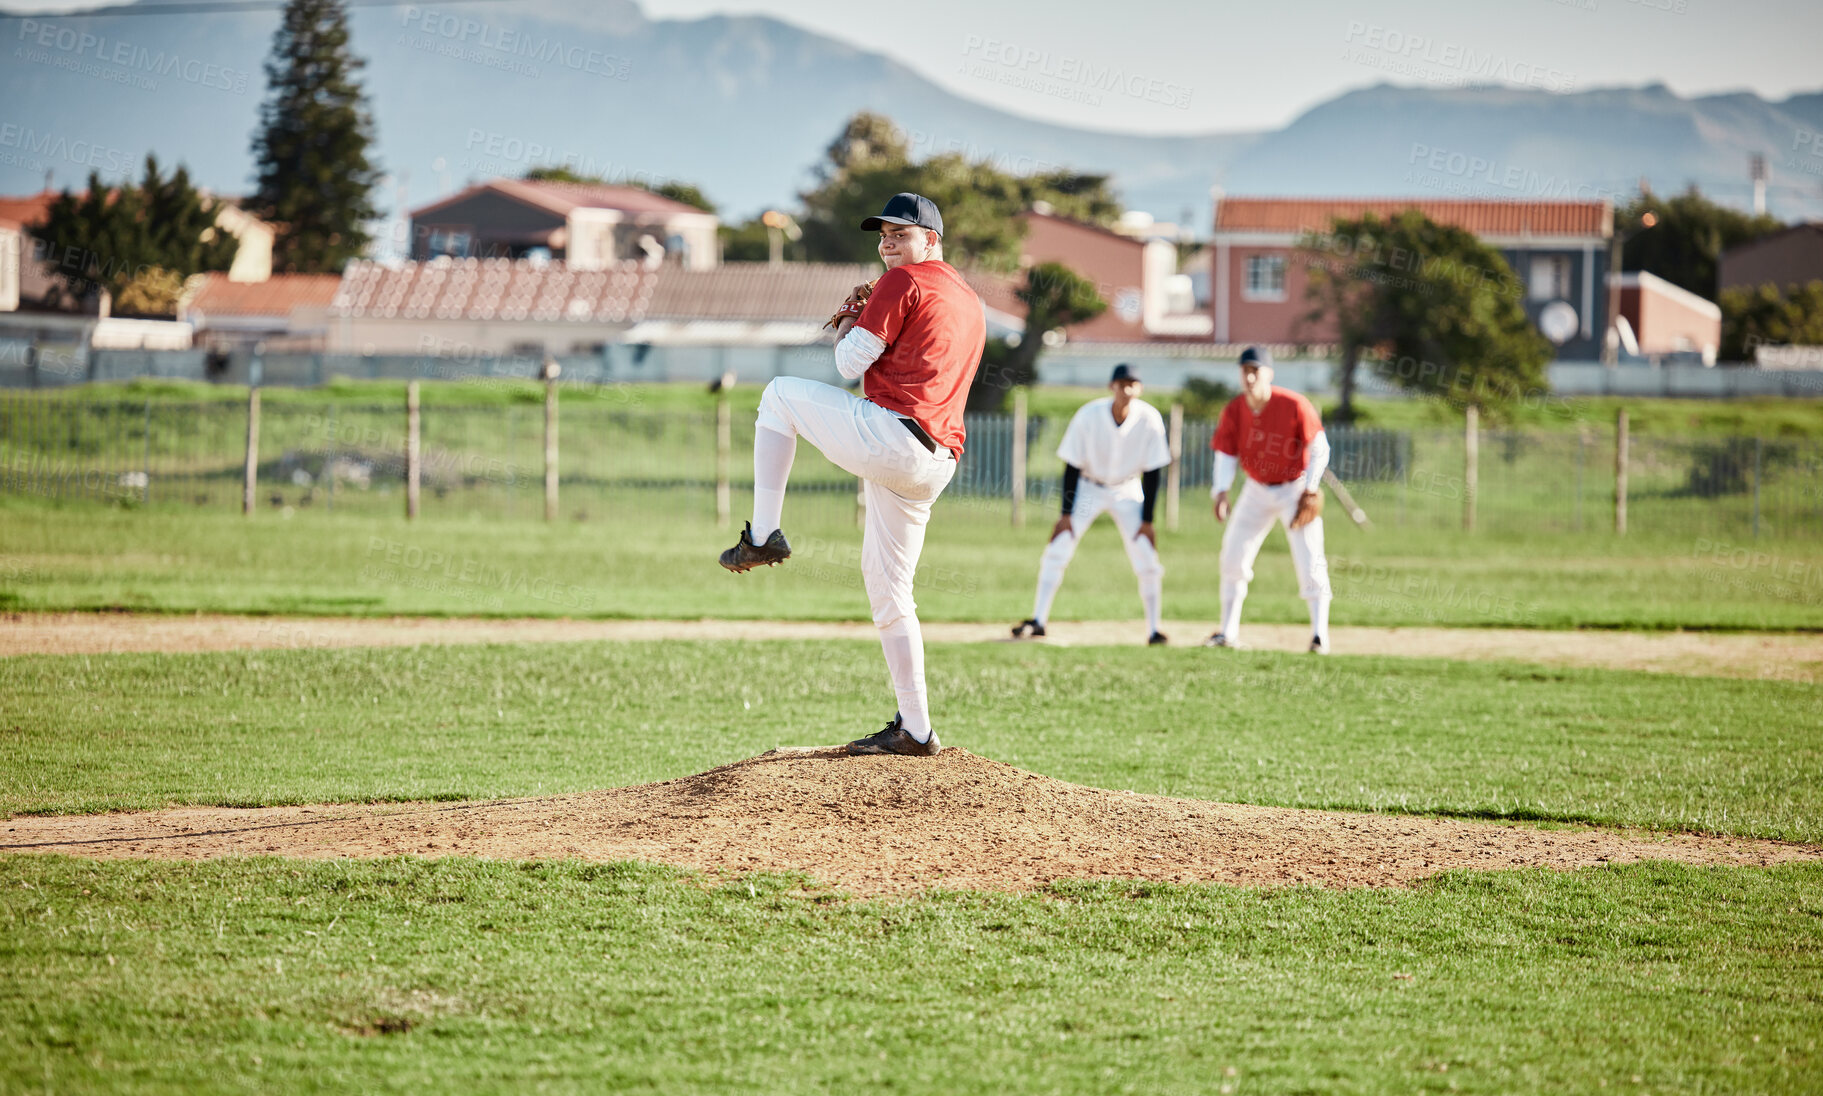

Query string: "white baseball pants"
[1031, 479, 1164, 636]
[754, 377, 956, 741]
[1218, 478, 1331, 643]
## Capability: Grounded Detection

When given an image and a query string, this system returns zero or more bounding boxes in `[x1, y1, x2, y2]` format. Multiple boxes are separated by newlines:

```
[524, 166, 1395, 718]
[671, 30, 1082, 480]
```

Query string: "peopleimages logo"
[1341, 22, 1576, 92]
[0, 122, 133, 178]
[958, 35, 1193, 110]
[13, 18, 252, 94]
[398, 7, 631, 80]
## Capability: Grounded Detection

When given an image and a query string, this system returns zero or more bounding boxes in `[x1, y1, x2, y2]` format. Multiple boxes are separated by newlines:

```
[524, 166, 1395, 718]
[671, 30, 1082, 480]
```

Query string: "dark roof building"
[408, 179, 719, 271]
[1717, 223, 1823, 295]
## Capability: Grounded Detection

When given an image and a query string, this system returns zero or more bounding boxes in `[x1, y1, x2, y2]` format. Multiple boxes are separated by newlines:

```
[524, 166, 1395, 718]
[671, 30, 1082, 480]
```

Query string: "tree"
[719, 217, 805, 263]
[250, 0, 380, 273]
[1719, 280, 1823, 362]
[30, 156, 239, 315]
[649, 181, 716, 214]
[1299, 210, 1550, 421]
[968, 262, 1106, 412]
[1617, 187, 1783, 300]
[798, 112, 1122, 271]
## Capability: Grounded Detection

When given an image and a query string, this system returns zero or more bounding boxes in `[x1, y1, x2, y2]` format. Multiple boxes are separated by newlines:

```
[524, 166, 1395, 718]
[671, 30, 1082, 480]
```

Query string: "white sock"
[1140, 575, 1162, 635]
[1032, 560, 1066, 626]
[1220, 580, 1246, 639]
[1307, 595, 1331, 642]
[879, 616, 932, 742]
[750, 426, 795, 541]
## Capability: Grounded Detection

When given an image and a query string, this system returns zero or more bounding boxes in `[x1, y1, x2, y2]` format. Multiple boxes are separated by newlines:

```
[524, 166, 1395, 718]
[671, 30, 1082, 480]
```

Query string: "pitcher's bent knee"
[755, 377, 805, 437]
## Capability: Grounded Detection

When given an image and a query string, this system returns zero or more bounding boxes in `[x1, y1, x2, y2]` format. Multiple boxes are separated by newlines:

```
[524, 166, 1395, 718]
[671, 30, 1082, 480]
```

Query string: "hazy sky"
[637, 0, 1822, 134]
[14, 0, 1821, 134]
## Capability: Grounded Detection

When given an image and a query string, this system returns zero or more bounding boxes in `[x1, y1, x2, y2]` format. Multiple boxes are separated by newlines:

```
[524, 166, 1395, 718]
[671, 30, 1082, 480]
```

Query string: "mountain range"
[4, 0, 1820, 234]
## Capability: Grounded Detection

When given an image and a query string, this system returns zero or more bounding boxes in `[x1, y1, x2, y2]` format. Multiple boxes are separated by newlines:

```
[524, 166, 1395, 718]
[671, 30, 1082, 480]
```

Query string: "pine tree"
[250, 0, 380, 273]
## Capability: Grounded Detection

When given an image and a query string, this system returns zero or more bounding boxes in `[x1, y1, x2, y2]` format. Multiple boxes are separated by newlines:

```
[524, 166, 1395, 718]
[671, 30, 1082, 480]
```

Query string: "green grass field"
[2, 640, 1821, 1093]
[5, 857, 1817, 1095]
[5, 380, 1823, 1092]
[4, 641, 1820, 834]
[26, 377, 1823, 438]
[4, 497, 1821, 630]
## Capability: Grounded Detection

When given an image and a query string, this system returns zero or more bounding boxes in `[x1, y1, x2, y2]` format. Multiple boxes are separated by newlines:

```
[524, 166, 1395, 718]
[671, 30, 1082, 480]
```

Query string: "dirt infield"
[5, 749, 1815, 895]
[4, 612, 1821, 680]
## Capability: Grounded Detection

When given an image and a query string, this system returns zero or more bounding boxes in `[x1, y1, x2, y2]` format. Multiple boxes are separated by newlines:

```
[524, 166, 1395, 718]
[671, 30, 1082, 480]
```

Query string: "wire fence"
[2, 389, 1819, 540]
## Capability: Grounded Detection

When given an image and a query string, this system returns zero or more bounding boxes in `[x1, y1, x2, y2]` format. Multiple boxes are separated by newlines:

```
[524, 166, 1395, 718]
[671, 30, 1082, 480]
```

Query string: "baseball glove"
[1290, 489, 1324, 529]
[824, 278, 879, 330]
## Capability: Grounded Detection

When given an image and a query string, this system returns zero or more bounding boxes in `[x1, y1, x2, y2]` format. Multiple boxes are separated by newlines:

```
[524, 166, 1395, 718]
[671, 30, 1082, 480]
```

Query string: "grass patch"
[1, 856, 1818, 1094]
[33, 380, 1823, 438]
[4, 499, 1820, 630]
[2, 641, 1818, 840]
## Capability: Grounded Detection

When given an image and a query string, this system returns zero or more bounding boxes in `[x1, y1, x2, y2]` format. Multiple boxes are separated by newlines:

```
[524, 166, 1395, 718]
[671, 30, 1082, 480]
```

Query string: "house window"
[427, 229, 472, 259]
[1243, 254, 1286, 301]
[1529, 255, 1571, 301]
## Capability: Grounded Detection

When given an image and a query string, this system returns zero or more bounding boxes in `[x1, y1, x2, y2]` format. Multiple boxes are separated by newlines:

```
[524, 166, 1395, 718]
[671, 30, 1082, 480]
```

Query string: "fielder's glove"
[825, 279, 878, 330]
[1291, 489, 1324, 529]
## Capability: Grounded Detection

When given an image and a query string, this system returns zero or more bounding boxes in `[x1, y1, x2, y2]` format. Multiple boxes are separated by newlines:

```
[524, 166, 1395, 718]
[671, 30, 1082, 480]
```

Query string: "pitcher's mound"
[5, 748, 1816, 895]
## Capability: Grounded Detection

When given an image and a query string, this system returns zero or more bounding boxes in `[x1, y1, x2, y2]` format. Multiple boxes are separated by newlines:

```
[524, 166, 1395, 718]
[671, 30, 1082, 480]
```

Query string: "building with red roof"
[180, 272, 343, 350]
[1210, 196, 1614, 359]
[408, 178, 719, 271]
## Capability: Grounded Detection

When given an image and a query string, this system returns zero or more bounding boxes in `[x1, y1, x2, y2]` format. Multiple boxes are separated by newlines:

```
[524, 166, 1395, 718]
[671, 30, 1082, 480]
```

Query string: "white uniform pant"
[1032, 479, 1164, 633]
[756, 377, 956, 735]
[1219, 478, 1331, 640]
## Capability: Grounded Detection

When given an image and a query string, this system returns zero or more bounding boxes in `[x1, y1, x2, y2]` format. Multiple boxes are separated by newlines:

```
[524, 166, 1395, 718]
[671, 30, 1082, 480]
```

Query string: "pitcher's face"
[878, 224, 935, 270]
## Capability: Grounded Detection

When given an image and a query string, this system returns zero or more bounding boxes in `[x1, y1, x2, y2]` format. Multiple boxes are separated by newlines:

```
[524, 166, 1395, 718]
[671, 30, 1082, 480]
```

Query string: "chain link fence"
[3, 389, 1819, 539]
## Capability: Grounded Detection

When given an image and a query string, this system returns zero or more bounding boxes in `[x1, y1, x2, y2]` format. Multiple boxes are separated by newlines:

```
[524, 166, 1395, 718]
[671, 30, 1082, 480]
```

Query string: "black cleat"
[1147, 631, 1169, 646]
[1203, 632, 1245, 649]
[1308, 634, 1330, 655]
[1011, 618, 1046, 639]
[846, 713, 941, 757]
[719, 522, 791, 573]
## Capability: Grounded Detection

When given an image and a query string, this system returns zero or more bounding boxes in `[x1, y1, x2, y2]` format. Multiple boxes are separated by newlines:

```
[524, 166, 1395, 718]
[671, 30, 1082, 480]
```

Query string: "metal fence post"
[1614, 407, 1628, 535]
[543, 358, 560, 522]
[1166, 402, 1184, 532]
[1574, 429, 1585, 532]
[242, 388, 260, 515]
[1462, 405, 1478, 532]
[406, 380, 421, 520]
[140, 399, 151, 505]
[715, 381, 732, 529]
[325, 404, 336, 513]
[1752, 435, 1763, 538]
[1010, 389, 1028, 528]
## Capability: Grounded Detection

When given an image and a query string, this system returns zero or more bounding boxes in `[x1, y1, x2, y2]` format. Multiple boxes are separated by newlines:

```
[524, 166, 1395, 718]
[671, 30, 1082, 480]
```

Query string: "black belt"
[899, 417, 938, 453]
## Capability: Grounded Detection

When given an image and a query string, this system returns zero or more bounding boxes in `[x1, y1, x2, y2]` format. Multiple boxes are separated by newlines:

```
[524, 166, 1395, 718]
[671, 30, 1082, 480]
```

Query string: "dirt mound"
[5, 748, 1815, 895]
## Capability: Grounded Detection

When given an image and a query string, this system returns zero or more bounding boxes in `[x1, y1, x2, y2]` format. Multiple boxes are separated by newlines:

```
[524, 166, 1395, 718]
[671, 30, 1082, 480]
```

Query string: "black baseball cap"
[1110, 364, 1140, 384]
[861, 192, 944, 236]
[1238, 346, 1273, 370]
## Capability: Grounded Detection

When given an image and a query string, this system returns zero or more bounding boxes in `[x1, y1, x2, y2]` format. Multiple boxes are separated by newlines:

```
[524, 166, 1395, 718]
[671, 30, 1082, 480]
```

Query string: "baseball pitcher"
[718, 192, 986, 757]
[1206, 346, 1334, 653]
[1012, 363, 1171, 645]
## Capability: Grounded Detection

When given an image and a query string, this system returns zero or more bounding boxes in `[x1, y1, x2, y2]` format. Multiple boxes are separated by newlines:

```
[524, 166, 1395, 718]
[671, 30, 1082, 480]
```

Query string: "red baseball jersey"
[855, 260, 986, 455]
[1212, 387, 1324, 486]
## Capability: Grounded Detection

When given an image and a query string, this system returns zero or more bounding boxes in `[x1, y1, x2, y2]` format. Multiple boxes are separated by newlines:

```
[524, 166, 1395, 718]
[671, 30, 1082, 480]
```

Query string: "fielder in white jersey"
[1012, 363, 1173, 645]
[1206, 346, 1334, 654]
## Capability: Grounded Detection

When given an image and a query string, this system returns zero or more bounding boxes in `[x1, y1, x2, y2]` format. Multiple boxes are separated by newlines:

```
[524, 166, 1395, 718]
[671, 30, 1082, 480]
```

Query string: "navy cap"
[1110, 363, 1140, 384]
[1238, 346, 1273, 369]
[861, 192, 944, 236]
